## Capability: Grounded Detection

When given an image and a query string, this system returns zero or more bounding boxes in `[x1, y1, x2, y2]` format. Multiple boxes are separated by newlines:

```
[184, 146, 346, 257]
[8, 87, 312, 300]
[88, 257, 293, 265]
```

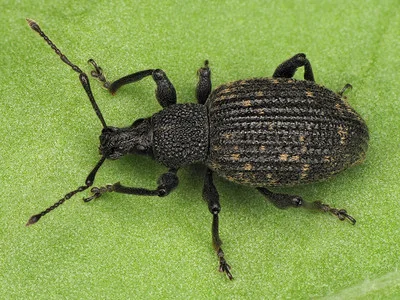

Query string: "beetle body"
[206, 77, 369, 186]
[146, 77, 369, 187]
[27, 19, 369, 280]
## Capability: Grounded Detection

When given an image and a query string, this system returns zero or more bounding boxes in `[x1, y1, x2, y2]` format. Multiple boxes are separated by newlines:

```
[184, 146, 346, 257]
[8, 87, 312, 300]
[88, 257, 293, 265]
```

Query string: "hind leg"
[273, 53, 315, 81]
[257, 187, 356, 224]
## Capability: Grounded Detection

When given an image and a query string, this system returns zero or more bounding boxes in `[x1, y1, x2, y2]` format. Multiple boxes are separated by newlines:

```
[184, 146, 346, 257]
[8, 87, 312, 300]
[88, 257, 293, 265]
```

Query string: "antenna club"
[26, 214, 42, 226]
[26, 18, 39, 31]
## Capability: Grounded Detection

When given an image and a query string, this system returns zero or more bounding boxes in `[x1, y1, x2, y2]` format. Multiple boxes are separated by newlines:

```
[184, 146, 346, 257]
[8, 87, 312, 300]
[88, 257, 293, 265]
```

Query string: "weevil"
[26, 19, 369, 280]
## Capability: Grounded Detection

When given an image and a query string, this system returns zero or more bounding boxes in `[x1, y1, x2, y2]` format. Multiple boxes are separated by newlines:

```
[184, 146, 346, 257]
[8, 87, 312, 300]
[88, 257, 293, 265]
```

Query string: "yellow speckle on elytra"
[223, 132, 233, 139]
[231, 153, 240, 161]
[335, 103, 343, 112]
[279, 153, 289, 161]
[257, 108, 265, 115]
[226, 176, 235, 182]
[337, 125, 348, 145]
[215, 94, 228, 102]
[242, 100, 252, 107]
[305, 91, 314, 97]
[300, 164, 310, 179]
[244, 163, 253, 171]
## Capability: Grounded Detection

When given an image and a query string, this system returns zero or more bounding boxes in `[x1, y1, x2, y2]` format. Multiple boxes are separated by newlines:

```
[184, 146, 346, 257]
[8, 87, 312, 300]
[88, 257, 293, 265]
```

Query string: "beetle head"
[99, 117, 153, 159]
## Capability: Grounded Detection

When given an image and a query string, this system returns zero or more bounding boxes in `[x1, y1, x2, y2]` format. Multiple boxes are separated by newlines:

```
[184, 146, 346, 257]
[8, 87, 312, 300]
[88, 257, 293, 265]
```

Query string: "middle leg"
[196, 60, 212, 104]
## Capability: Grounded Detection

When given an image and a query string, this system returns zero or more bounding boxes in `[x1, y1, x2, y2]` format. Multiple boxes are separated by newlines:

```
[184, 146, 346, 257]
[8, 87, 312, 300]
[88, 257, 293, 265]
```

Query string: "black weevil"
[26, 19, 369, 280]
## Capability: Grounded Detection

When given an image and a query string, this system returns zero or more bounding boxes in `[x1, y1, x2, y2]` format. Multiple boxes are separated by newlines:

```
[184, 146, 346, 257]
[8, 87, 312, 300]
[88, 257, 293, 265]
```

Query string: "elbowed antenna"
[26, 19, 108, 129]
[26, 156, 106, 226]
[26, 19, 110, 225]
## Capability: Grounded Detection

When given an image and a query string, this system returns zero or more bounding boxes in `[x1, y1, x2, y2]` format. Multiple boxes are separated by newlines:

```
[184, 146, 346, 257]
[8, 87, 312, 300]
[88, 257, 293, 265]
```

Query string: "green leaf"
[1, 1, 399, 298]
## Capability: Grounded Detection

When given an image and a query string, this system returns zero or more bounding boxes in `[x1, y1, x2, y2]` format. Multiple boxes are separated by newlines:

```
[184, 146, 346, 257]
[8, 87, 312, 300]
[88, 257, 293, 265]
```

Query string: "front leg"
[88, 59, 177, 108]
[203, 168, 233, 280]
[84, 168, 179, 201]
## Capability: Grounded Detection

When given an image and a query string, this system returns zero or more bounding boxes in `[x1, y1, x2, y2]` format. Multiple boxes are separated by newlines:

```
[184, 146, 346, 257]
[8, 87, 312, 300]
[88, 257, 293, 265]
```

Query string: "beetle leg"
[87, 59, 111, 89]
[196, 60, 212, 104]
[203, 168, 233, 280]
[257, 188, 356, 225]
[338, 83, 353, 96]
[272, 53, 315, 81]
[83, 168, 179, 201]
[88, 59, 177, 107]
